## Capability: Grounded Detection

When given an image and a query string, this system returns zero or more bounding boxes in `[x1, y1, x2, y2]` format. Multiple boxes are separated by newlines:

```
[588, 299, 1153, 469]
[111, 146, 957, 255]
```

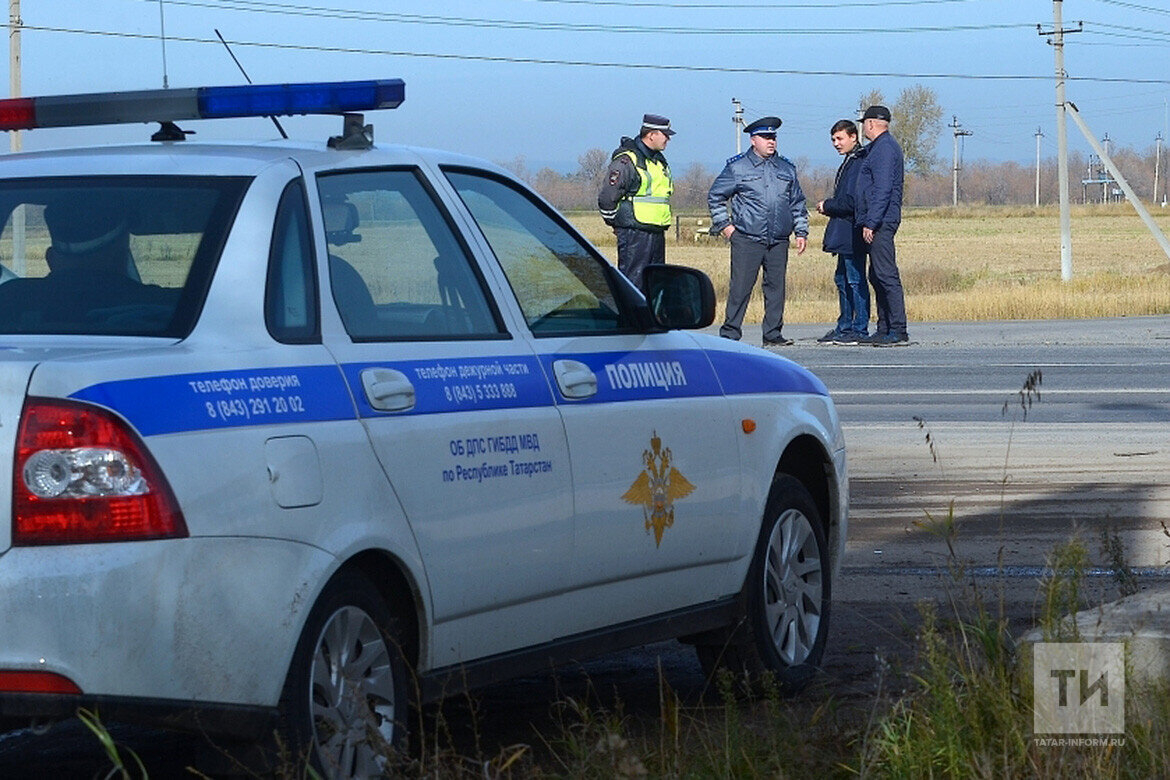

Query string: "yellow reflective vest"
[615, 149, 673, 229]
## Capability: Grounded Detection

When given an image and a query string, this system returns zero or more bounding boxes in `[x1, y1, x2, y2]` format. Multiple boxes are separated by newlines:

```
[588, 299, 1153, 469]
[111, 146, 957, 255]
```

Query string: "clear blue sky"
[5, 0, 1170, 172]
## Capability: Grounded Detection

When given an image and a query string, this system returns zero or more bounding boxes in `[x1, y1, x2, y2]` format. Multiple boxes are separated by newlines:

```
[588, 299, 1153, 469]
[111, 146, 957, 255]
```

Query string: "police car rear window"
[0, 176, 247, 337]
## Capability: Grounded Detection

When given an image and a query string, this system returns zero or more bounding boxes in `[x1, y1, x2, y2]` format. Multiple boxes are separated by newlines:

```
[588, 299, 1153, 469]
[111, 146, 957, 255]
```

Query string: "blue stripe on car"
[705, 350, 829, 397]
[67, 348, 824, 435]
[537, 349, 722, 403]
[342, 355, 554, 416]
[70, 365, 356, 436]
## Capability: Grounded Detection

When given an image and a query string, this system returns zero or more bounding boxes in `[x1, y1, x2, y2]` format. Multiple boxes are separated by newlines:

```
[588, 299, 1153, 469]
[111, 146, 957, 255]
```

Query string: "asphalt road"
[780, 316, 1170, 578]
[3, 317, 1168, 775]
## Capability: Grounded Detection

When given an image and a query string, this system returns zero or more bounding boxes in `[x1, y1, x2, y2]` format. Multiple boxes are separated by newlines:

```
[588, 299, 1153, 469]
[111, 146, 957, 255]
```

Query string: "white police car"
[0, 80, 847, 777]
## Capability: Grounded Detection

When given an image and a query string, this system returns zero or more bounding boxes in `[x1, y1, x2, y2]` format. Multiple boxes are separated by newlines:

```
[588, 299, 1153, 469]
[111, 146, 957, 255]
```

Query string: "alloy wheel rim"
[309, 605, 397, 779]
[763, 508, 824, 666]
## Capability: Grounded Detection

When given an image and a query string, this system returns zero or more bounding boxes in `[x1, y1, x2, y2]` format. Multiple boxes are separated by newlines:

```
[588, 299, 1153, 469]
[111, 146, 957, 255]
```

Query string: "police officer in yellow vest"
[598, 113, 674, 290]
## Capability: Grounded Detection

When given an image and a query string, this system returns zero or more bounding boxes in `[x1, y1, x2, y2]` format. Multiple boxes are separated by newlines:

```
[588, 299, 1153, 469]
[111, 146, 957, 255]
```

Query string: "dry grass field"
[570, 204, 1170, 324]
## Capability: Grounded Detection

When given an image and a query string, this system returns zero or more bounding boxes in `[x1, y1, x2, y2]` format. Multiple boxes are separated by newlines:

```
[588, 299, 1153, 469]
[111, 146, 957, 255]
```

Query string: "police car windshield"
[0, 176, 248, 337]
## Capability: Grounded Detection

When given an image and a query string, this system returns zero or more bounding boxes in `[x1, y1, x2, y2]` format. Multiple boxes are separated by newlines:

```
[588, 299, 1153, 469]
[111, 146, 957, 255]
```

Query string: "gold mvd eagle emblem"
[621, 431, 696, 547]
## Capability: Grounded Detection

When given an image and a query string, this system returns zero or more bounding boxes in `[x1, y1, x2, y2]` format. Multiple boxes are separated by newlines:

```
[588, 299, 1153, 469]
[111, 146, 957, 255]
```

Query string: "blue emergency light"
[0, 79, 405, 132]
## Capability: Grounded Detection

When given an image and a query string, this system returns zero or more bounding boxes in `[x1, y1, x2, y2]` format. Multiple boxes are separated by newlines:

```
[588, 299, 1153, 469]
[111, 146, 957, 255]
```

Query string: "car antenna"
[214, 29, 288, 140]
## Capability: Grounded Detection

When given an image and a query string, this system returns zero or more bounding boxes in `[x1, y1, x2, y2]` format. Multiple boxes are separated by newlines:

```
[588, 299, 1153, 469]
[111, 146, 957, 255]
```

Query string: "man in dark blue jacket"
[816, 119, 869, 344]
[855, 105, 909, 346]
[707, 116, 808, 346]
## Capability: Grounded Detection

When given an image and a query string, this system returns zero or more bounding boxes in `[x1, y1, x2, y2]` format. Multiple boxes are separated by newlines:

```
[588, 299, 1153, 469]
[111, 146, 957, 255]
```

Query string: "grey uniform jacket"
[707, 149, 809, 244]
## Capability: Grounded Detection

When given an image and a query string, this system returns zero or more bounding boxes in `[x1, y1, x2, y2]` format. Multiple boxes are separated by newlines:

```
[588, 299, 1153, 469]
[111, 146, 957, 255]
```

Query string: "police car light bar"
[0, 79, 405, 132]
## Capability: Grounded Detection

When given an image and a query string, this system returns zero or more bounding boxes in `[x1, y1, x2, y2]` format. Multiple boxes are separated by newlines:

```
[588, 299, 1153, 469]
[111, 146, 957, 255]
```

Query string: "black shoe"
[762, 336, 794, 347]
[816, 329, 839, 343]
[832, 331, 864, 345]
[871, 332, 910, 347]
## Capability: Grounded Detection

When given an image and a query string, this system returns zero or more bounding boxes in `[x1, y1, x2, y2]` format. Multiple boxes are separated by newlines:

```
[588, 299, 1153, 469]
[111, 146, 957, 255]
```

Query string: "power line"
[1091, 0, 1170, 17]
[1080, 31, 1170, 46]
[1088, 21, 1170, 38]
[133, 0, 1035, 36]
[516, 0, 976, 7]
[15, 24, 1170, 86]
[1080, 39, 1170, 47]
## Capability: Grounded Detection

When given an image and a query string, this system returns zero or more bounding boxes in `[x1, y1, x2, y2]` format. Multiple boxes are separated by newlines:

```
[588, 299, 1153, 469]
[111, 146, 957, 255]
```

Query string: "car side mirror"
[642, 265, 716, 330]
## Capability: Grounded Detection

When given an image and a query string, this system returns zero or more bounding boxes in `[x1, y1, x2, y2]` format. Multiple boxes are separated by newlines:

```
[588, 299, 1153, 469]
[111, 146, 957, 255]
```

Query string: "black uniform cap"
[641, 114, 675, 136]
[744, 116, 782, 136]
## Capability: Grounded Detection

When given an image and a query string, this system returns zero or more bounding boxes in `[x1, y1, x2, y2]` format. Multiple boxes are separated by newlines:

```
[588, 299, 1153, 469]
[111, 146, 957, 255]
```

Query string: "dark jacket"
[707, 149, 808, 244]
[820, 145, 866, 256]
[855, 130, 904, 232]
[598, 136, 671, 231]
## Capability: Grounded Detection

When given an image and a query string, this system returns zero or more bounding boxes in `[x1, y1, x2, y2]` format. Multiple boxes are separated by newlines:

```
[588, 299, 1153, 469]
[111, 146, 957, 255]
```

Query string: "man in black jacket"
[598, 114, 675, 290]
[816, 119, 869, 344]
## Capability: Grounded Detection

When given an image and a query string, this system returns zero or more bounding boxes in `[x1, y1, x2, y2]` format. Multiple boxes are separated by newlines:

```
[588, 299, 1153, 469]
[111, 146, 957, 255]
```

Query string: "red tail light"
[13, 398, 187, 545]
[0, 671, 81, 694]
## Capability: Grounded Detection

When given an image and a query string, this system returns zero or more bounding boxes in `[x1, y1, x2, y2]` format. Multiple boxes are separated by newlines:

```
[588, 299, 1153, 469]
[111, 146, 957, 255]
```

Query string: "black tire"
[278, 571, 411, 779]
[698, 474, 831, 693]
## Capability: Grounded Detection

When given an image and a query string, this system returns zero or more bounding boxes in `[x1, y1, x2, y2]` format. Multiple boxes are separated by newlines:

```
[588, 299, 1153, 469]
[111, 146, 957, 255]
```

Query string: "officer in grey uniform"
[707, 116, 808, 345]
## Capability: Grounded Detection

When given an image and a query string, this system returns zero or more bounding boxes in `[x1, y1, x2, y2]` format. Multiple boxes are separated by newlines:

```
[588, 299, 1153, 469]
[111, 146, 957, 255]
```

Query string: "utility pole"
[1155, 132, 1162, 207]
[1035, 127, 1045, 206]
[732, 98, 743, 154]
[1101, 133, 1111, 202]
[8, 0, 24, 275]
[1039, 0, 1081, 281]
[950, 116, 972, 207]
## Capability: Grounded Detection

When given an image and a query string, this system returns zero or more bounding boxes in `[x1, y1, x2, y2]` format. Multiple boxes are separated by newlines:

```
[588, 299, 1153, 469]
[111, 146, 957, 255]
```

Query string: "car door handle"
[360, 368, 416, 412]
[552, 359, 597, 399]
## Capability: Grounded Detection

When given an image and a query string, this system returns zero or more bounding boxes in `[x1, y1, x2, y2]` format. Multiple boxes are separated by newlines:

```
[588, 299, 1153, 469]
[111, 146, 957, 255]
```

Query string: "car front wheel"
[698, 474, 831, 692]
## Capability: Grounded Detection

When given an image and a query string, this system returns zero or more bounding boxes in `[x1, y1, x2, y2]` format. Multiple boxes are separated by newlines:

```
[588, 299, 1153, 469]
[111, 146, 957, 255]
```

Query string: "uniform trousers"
[720, 232, 788, 342]
[615, 227, 665, 291]
[867, 226, 907, 337]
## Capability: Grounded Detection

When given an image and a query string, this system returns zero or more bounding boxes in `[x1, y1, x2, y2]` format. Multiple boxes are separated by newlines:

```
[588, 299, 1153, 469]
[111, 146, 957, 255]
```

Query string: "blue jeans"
[834, 253, 870, 335]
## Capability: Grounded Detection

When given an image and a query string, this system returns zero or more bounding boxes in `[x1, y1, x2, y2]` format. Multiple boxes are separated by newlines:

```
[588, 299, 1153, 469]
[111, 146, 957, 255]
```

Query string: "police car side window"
[265, 181, 319, 343]
[442, 169, 625, 336]
[316, 169, 503, 341]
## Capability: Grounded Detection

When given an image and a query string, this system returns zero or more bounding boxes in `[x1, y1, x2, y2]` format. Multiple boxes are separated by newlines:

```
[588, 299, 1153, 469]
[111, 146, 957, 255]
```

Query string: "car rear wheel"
[698, 474, 830, 693]
[279, 571, 409, 779]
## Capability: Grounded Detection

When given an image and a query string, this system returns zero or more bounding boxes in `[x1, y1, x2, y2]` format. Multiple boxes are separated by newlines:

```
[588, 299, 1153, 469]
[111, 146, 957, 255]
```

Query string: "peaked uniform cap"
[744, 116, 782, 135]
[641, 113, 675, 136]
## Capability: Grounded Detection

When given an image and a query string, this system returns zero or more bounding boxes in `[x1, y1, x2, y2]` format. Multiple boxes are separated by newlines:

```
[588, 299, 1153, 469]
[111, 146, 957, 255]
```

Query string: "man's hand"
[862, 226, 874, 244]
[815, 200, 826, 215]
[720, 225, 736, 239]
[795, 236, 807, 255]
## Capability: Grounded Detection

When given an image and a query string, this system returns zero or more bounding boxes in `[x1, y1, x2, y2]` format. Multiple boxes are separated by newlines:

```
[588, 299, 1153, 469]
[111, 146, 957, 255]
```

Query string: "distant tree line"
[502, 84, 1169, 214]
[504, 145, 1168, 214]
